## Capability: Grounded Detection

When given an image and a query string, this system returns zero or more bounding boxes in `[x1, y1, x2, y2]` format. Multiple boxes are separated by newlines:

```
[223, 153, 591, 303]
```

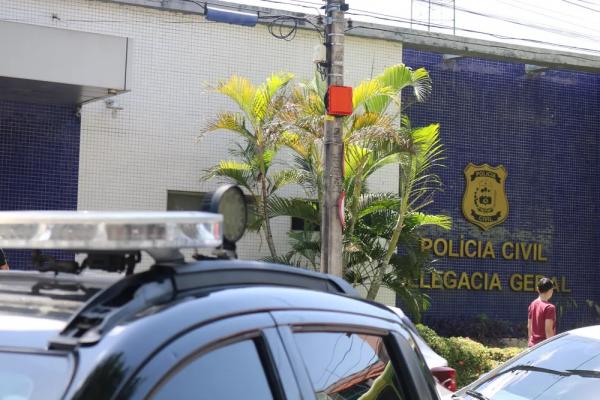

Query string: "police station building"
[1, 0, 599, 330]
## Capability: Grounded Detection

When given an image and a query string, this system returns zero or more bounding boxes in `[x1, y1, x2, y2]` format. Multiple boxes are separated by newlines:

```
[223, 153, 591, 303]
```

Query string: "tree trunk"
[366, 158, 415, 300]
[260, 170, 278, 258]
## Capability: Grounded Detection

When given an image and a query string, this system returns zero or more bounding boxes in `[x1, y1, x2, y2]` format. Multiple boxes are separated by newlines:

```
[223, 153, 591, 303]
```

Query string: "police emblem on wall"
[462, 163, 508, 230]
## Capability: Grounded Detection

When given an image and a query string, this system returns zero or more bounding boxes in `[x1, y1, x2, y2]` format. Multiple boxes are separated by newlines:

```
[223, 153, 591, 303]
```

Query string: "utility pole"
[321, 0, 346, 277]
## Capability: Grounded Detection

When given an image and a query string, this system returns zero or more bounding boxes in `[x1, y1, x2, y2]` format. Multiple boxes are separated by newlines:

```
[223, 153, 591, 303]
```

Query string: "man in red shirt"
[528, 277, 556, 347]
[0, 248, 8, 270]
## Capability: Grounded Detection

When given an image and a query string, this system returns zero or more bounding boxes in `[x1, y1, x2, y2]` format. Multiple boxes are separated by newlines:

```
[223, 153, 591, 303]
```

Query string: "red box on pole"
[327, 85, 353, 116]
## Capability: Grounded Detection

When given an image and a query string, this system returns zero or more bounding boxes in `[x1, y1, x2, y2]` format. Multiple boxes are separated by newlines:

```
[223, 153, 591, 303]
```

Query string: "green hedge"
[416, 324, 524, 388]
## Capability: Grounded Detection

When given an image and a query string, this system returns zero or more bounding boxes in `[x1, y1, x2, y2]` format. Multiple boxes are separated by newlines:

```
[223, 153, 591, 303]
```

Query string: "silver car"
[447, 324, 600, 400]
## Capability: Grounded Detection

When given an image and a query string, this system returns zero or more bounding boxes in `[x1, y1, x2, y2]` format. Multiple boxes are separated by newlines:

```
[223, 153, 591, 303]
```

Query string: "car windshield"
[463, 332, 600, 400]
[0, 351, 72, 400]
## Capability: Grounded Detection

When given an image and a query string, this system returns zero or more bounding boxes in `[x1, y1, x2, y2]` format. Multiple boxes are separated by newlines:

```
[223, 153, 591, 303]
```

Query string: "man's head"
[537, 277, 554, 297]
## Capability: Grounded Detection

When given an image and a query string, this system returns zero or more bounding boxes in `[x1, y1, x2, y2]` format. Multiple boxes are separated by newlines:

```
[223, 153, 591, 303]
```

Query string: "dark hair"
[537, 277, 554, 293]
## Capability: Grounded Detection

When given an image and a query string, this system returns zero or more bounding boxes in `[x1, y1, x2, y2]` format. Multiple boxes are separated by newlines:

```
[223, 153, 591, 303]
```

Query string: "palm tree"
[273, 64, 451, 313]
[201, 73, 295, 257]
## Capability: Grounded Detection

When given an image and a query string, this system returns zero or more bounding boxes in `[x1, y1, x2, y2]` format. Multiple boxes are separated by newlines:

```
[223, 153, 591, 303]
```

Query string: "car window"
[515, 334, 600, 371]
[293, 331, 406, 400]
[467, 334, 600, 400]
[151, 339, 274, 400]
[0, 352, 72, 400]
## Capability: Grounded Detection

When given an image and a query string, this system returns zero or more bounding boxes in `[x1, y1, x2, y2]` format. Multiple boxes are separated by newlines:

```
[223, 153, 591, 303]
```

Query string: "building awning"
[0, 21, 130, 105]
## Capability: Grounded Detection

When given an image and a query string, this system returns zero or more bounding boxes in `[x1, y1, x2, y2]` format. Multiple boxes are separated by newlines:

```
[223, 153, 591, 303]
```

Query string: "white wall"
[0, 0, 400, 305]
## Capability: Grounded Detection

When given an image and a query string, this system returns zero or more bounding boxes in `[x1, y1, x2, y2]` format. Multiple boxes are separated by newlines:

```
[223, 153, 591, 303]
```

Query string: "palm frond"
[270, 169, 304, 193]
[201, 113, 254, 142]
[376, 64, 432, 102]
[202, 160, 255, 189]
[352, 79, 394, 113]
[215, 76, 257, 123]
[356, 193, 401, 219]
[404, 212, 452, 230]
[268, 196, 320, 224]
[253, 72, 294, 124]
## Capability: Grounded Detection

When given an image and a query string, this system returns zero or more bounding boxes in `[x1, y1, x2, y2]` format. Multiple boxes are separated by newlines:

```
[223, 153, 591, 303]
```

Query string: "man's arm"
[545, 319, 555, 339]
[528, 318, 532, 339]
[545, 304, 556, 339]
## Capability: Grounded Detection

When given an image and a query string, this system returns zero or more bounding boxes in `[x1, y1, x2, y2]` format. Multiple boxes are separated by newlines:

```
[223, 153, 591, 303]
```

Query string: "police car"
[0, 186, 440, 400]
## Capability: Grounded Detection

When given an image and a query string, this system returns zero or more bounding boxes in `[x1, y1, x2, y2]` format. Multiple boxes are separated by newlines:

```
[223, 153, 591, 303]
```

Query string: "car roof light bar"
[0, 211, 222, 251]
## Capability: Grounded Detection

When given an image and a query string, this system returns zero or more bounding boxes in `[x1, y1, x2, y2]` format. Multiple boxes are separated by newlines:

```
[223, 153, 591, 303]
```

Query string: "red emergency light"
[326, 85, 353, 116]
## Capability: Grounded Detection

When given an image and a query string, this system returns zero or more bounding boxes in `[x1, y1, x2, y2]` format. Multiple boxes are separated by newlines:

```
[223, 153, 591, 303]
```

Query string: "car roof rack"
[169, 260, 358, 297]
[48, 260, 359, 350]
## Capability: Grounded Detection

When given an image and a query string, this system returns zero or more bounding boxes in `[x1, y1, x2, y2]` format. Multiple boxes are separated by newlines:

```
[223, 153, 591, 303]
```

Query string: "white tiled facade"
[1, 0, 401, 305]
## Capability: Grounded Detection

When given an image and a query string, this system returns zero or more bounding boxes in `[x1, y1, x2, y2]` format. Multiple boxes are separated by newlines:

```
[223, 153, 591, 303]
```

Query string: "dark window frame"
[149, 333, 282, 400]
[290, 329, 408, 400]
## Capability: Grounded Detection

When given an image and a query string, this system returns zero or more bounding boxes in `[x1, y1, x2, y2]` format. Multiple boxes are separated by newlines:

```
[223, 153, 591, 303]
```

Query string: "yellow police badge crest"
[462, 163, 508, 230]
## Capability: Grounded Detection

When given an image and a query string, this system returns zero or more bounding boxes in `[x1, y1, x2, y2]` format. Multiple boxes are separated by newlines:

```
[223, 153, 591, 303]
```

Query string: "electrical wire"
[561, 0, 600, 12]
[346, 23, 600, 59]
[414, 0, 600, 43]
[259, 14, 324, 39]
[494, 0, 600, 36]
[240, 0, 322, 14]
[252, 0, 600, 53]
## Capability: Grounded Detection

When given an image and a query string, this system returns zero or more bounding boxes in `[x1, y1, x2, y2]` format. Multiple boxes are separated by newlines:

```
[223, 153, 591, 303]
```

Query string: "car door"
[271, 310, 440, 400]
[118, 312, 302, 400]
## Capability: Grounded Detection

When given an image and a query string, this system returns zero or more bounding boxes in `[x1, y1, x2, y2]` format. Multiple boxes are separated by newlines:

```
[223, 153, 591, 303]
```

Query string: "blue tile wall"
[402, 49, 600, 331]
[0, 100, 80, 270]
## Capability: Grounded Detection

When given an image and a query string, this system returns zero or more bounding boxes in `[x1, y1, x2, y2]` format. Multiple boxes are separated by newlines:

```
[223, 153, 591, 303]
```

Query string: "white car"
[447, 324, 600, 400]
[388, 306, 456, 397]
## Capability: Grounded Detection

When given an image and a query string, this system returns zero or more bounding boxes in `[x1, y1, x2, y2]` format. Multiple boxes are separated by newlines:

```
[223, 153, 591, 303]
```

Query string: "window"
[294, 332, 405, 400]
[291, 217, 320, 232]
[166, 191, 207, 211]
[467, 334, 600, 400]
[151, 339, 274, 400]
[0, 352, 72, 400]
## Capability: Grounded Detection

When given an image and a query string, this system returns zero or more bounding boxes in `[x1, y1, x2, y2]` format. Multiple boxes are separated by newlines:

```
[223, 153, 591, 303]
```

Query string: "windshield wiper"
[465, 389, 490, 400]
[458, 365, 600, 399]
[463, 364, 570, 395]
[565, 369, 600, 378]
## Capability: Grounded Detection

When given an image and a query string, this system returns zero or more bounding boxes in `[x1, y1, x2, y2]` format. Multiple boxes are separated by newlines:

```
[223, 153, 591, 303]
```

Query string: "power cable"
[272, 0, 600, 50]
[414, 0, 600, 43]
[346, 23, 600, 58]
[561, 0, 600, 12]
[494, 0, 600, 36]
[259, 14, 324, 40]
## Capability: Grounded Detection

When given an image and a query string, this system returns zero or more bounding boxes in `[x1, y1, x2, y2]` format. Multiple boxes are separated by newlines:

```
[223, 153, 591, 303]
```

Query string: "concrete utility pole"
[321, 0, 346, 277]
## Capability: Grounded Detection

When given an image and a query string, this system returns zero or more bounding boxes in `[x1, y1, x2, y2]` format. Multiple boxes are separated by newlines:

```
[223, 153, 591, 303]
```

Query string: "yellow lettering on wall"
[483, 241, 496, 258]
[444, 271, 457, 289]
[502, 242, 514, 260]
[421, 238, 432, 252]
[560, 277, 571, 293]
[465, 240, 477, 258]
[523, 274, 535, 291]
[510, 274, 523, 291]
[433, 239, 448, 257]
[551, 277, 560, 292]
[448, 240, 459, 257]
[431, 272, 443, 289]
[520, 243, 533, 261]
[419, 273, 430, 289]
[489, 273, 502, 290]
[471, 272, 483, 290]
[457, 272, 471, 290]
[537, 244, 548, 261]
